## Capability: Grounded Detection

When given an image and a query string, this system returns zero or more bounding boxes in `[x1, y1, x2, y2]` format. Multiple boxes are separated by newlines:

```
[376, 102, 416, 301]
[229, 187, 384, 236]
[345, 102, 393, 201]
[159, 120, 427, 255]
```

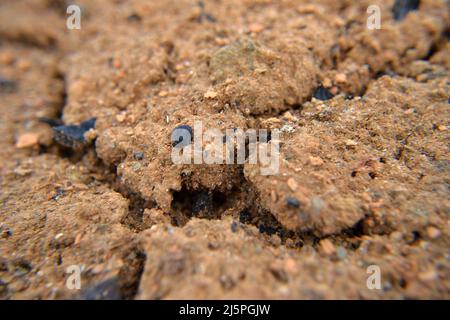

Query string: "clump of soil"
[0, 0, 449, 299]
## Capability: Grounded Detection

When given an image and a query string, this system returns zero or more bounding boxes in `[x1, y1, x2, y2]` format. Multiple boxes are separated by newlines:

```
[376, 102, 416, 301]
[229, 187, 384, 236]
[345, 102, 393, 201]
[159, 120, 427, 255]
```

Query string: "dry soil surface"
[0, 0, 449, 299]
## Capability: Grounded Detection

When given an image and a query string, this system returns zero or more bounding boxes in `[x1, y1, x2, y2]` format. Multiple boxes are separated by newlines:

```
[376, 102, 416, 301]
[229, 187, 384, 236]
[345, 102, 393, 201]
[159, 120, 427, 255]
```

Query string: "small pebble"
[204, 89, 218, 99]
[309, 156, 324, 166]
[17, 60, 31, 71]
[320, 239, 336, 255]
[239, 210, 252, 224]
[427, 226, 441, 239]
[313, 86, 334, 101]
[336, 246, 347, 260]
[0, 224, 12, 238]
[51, 188, 64, 201]
[390, 231, 403, 241]
[171, 125, 193, 148]
[112, 58, 121, 69]
[53, 118, 96, 150]
[116, 113, 126, 122]
[287, 178, 298, 191]
[335, 73, 347, 83]
[286, 197, 300, 208]
[0, 53, 14, 65]
[77, 277, 122, 300]
[345, 139, 358, 147]
[249, 23, 264, 33]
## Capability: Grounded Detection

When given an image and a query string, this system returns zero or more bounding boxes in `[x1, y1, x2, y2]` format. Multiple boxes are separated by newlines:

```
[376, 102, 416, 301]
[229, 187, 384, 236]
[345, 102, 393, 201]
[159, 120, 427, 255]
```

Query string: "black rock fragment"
[53, 118, 96, 150]
[392, 0, 420, 21]
[313, 86, 334, 101]
[192, 191, 213, 217]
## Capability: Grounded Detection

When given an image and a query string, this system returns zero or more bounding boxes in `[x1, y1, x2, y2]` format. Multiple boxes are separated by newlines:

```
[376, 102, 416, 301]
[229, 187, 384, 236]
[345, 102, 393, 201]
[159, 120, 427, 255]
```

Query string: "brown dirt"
[0, 0, 449, 299]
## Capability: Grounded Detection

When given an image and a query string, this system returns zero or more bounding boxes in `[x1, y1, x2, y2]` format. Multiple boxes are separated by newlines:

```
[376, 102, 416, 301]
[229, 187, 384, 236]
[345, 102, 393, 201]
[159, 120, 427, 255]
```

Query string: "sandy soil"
[0, 0, 449, 299]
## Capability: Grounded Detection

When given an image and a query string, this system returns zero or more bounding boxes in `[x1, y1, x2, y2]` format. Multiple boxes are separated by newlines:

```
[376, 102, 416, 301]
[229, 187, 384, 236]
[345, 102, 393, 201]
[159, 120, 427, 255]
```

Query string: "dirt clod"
[0, 0, 449, 300]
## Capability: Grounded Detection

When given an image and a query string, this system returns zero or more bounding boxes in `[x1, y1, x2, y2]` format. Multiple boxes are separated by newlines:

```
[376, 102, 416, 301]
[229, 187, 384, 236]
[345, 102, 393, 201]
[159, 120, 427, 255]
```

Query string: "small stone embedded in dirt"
[51, 188, 64, 201]
[0, 224, 12, 239]
[127, 13, 142, 22]
[320, 239, 336, 256]
[171, 124, 193, 148]
[53, 118, 96, 150]
[133, 151, 144, 160]
[336, 246, 347, 260]
[77, 277, 122, 300]
[210, 39, 259, 83]
[38, 117, 63, 127]
[313, 86, 334, 101]
[269, 265, 289, 283]
[230, 221, 238, 233]
[393, 0, 420, 21]
[197, 1, 217, 24]
[286, 197, 300, 208]
[1, 0, 449, 300]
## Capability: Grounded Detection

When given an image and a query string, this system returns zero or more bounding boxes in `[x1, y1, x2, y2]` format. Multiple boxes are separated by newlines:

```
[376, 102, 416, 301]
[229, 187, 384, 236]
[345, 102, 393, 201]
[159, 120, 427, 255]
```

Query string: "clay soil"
[0, 0, 449, 299]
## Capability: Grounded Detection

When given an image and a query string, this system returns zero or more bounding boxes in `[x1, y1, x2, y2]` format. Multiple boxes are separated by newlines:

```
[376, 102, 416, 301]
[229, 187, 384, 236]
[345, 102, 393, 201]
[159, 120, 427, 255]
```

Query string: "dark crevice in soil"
[170, 172, 248, 227]
[120, 191, 155, 232]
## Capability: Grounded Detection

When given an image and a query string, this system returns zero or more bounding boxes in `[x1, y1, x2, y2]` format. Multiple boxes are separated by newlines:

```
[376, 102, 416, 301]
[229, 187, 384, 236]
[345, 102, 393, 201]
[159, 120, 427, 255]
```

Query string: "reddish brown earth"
[0, 0, 449, 299]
